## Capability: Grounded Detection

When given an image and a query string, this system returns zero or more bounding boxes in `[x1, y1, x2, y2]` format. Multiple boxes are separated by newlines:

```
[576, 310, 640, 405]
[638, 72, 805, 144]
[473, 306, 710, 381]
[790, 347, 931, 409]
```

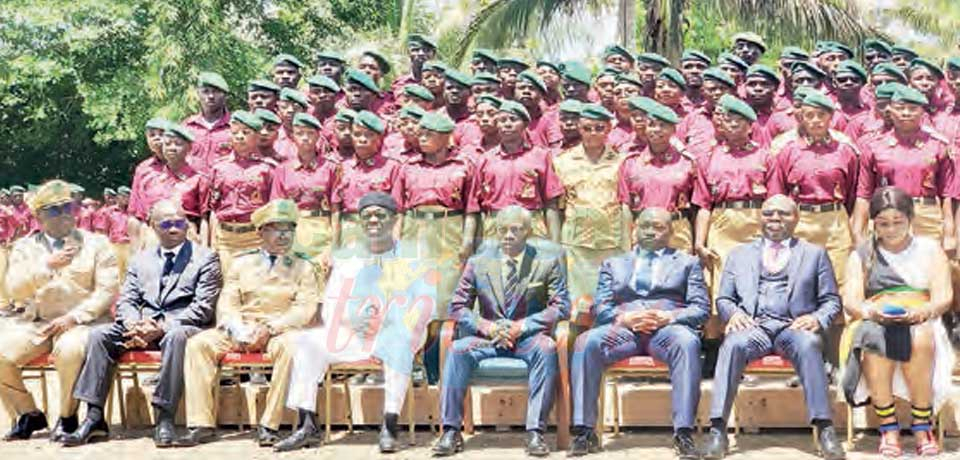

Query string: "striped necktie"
[503, 258, 520, 308]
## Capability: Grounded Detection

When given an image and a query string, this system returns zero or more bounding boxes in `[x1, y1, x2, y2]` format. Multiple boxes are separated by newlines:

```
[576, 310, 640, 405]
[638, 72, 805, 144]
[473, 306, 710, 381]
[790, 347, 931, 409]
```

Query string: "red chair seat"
[745, 354, 794, 371]
[331, 358, 380, 367]
[608, 355, 667, 371]
[25, 353, 54, 367]
[221, 352, 270, 365]
[118, 351, 163, 364]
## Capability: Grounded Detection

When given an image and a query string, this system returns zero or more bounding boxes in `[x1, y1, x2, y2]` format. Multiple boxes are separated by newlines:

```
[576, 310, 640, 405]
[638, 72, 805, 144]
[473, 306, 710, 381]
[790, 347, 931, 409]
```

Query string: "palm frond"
[887, 5, 960, 51]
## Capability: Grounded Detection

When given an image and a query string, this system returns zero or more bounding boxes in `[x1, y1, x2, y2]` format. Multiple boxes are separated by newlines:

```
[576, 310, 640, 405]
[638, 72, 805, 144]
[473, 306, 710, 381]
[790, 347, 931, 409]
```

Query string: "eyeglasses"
[761, 209, 794, 217]
[158, 218, 188, 231]
[40, 203, 74, 218]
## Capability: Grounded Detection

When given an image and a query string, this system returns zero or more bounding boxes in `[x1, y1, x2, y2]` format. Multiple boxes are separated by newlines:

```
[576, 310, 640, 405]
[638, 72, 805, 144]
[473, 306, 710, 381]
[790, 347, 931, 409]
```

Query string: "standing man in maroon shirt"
[391, 34, 437, 99]
[272, 53, 304, 89]
[183, 72, 232, 174]
[515, 70, 563, 149]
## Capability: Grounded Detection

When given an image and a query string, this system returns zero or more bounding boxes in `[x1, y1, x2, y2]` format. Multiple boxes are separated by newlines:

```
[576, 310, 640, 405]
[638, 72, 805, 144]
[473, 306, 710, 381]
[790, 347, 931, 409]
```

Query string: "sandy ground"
[0, 428, 958, 459]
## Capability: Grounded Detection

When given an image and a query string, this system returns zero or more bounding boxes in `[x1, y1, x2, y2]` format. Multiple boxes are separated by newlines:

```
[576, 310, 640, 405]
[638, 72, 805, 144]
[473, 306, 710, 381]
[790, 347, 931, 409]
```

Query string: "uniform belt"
[341, 212, 360, 222]
[913, 197, 939, 206]
[407, 209, 465, 220]
[219, 221, 255, 233]
[299, 209, 331, 217]
[798, 202, 843, 213]
[716, 199, 763, 209]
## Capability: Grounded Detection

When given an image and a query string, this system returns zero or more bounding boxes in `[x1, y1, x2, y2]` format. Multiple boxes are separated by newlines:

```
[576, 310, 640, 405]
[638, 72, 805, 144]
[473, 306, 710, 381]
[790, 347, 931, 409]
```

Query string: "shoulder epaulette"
[769, 129, 799, 156]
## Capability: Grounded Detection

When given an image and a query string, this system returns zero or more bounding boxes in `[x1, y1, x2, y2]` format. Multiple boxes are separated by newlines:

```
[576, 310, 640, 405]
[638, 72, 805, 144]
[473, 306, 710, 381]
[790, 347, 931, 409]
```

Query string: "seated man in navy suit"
[568, 208, 709, 459]
[435, 206, 571, 457]
[703, 195, 845, 460]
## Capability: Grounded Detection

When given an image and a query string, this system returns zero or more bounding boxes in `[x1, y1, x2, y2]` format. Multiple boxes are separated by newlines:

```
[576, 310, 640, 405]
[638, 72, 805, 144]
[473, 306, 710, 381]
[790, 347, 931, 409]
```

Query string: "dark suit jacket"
[716, 238, 840, 330]
[448, 240, 571, 340]
[591, 248, 710, 329]
[115, 240, 222, 328]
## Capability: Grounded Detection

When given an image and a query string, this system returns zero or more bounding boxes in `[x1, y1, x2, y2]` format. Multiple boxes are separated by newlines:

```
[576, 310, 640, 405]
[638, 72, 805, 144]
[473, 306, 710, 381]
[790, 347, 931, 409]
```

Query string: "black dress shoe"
[432, 429, 463, 457]
[526, 430, 550, 457]
[175, 427, 217, 447]
[674, 431, 700, 459]
[154, 417, 176, 448]
[257, 426, 280, 447]
[3, 411, 47, 441]
[702, 427, 728, 460]
[568, 431, 590, 457]
[48, 415, 77, 443]
[61, 418, 109, 447]
[379, 412, 400, 453]
[817, 426, 845, 460]
[273, 426, 322, 452]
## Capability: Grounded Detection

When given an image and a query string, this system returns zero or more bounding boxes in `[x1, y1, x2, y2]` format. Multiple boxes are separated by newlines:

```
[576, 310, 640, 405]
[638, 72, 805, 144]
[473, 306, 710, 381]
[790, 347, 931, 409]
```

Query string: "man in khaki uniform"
[1, 180, 119, 442]
[178, 199, 320, 447]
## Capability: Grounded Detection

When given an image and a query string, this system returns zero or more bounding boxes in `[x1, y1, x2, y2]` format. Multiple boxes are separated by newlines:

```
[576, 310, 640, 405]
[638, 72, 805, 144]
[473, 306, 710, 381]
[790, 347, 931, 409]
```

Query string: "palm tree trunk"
[618, 0, 637, 51]
[398, 0, 417, 39]
[644, 0, 684, 61]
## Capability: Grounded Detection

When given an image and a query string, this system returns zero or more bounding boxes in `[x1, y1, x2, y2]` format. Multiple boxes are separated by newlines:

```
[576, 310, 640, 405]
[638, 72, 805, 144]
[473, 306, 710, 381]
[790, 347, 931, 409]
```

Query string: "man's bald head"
[760, 194, 799, 241]
[763, 194, 797, 213]
[636, 207, 673, 251]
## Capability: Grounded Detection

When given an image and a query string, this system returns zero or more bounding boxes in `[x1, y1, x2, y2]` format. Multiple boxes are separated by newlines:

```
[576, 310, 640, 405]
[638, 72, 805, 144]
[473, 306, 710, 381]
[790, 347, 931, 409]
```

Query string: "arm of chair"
[554, 320, 572, 449]
[439, 319, 456, 387]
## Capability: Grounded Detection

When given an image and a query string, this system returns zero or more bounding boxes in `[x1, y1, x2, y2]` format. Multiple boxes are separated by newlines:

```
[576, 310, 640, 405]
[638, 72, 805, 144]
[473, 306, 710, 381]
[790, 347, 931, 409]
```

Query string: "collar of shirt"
[763, 237, 794, 250]
[500, 248, 526, 268]
[635, 246, 667, 259]
[159, 242, 185, 261]
[44, 233, 63, 249]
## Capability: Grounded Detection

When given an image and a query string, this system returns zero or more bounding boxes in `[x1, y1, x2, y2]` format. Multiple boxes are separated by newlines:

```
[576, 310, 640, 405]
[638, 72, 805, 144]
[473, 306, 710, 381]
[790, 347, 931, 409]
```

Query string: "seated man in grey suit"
[703, 195, 844, 460]
[435, 206, 571, 458]
[569, 208, 709, 459]
[64, 200, 222, 447]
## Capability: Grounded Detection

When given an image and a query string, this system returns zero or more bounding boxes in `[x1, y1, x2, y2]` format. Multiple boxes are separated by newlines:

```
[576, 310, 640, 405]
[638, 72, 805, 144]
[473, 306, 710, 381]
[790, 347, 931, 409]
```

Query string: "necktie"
[160, 252, 176, 291]
[634, 251, 655, 293]
[763, 241, 785, 273]
[52, 239, 65, 250]
[503, 258, 520, 308]
[269, 255, 277, 269]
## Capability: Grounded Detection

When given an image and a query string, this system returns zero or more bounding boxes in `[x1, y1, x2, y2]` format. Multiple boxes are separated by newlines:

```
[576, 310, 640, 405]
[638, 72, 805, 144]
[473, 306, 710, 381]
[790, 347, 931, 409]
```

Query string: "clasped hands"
[121, 318, 165, 349]
[618, 309, 673, 334]
[486, 319, 522, 349]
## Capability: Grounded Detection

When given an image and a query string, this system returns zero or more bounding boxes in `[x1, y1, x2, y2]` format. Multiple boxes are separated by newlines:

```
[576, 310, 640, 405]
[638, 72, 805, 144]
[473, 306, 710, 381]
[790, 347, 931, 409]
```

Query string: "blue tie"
[634, 251, 656, 293]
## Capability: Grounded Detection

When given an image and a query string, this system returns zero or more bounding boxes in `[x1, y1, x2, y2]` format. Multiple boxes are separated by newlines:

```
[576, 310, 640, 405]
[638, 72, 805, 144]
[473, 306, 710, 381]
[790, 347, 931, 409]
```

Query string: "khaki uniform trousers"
[401, 212, 465, 320]
[911, 201, 943, 241]
[705, 208, 762, 338]
[111, 242, 130, 280]
[184, 328, 296, 430]
[794, 208, 853, 290]
[213, 222, 261, 275]
[0, 320, 88, 418]
[564, 245, 624, 315]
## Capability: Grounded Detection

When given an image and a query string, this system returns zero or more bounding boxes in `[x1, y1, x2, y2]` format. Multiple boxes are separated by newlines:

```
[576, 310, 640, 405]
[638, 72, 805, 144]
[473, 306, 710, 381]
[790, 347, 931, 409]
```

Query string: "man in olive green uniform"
[2, 180, 119, 442]
[178, 199, 320, 447]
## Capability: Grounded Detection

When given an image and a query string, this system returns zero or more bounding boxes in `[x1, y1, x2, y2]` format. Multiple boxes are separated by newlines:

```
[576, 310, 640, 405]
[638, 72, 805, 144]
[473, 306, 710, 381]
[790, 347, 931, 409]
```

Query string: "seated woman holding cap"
[841, 186, 954, 457]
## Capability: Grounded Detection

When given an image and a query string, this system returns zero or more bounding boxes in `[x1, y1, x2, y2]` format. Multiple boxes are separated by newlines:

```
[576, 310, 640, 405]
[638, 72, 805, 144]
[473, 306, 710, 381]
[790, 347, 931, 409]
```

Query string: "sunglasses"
[40, 203, 74, 218]
[835, 76, 861, 84]
[159, 218, 188, 231]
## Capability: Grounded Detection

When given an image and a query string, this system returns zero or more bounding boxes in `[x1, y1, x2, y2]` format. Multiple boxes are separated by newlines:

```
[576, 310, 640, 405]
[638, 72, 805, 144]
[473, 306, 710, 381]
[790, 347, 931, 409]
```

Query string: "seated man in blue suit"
[568, 208, 709, 458]
[435, 206, 571, 458]
[703, 195, 845, 460]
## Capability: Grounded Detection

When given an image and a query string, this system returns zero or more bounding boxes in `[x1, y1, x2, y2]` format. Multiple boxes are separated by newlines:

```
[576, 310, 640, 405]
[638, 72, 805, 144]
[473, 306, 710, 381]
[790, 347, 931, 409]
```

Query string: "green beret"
[344, 68, 381, 94]
[419, 111, 456, 134]
[164, 123, 196, 142]
[875, 82, 902, 100]
[681, 49, 712, 65]
[816, 41, 854, 58]
[835, 60, 868, 82]
[558, 100, 583, 115]
[498, 100, 531, 123]
[536, 60, 561, 74]
[791, 86, 816, 103]
[444, 69, 474, 88]
[354, 110, 386, 134]
[472, 49, 499, 63]
[497, 56, 529, 70]
[891, 85, 929, 106]
[316, 50, 346, 64]
[561, 62, 592, 86]
[658, 68, 687, 89]
[422, 60, 449, 74]
[0, 189, 8, 196]
[718, 94, 757, 122]
[69, 183, 85, 194]
[872, 63, 908, 83]
[891, 45, 918, 59]
[517, 70, 547, 93]
[198, 71, 229, 92]
[361, 50, 392, 74]
[641, 101, 679, 125]
[599, 65, 623, 77]
[909, 57, 944, 80]
[732, 32, 767, 52]
[747, 64, 780, 85]
[273, 53, 304, 69]
[279, 88, 309, 108]
[254, 108, 281, 125]
[231, 111, 263, 130]
[335, 108, 358, 123]
[626, 96, 657, 113]
[408, 34, 438, 50]
[117, 186, 131, 195]
[306, 75, 341, 93]
[248, 79, 281, 93]
[9, 186, 25, 194]
[615, 73, 644, 88]
[293, 112, 322, 130]
[471, 72, 501, 86]
[637, 52, 671, 68]
[476, 95, 503, 109]
[703, 67, 736, 87]
[579, 103, 614, 121]
[779, 46, 810, 61]
[801, 92, 836, 112]
[790, 61, 827, 79]
[403, 84, 435, 102]
[603, 45, 635, 63]
[398, 104, 428, 120]
[718, 52, 749, 71]
[863, 39, 893, 55]
[102, 188, 116, 196]
[145, 117, 170, 130]
[947, 57, 960, 71]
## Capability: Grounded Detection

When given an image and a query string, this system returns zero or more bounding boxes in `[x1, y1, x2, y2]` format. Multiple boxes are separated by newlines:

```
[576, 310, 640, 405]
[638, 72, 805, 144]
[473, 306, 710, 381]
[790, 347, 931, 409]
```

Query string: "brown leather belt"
[798, 202, 843, 213]
[299, 209, 331, 217]
[716, 200, 763, 210]
[219, 221, 255, 233]
[407, 209, 465, 220]
[913, 197, 939, 206]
